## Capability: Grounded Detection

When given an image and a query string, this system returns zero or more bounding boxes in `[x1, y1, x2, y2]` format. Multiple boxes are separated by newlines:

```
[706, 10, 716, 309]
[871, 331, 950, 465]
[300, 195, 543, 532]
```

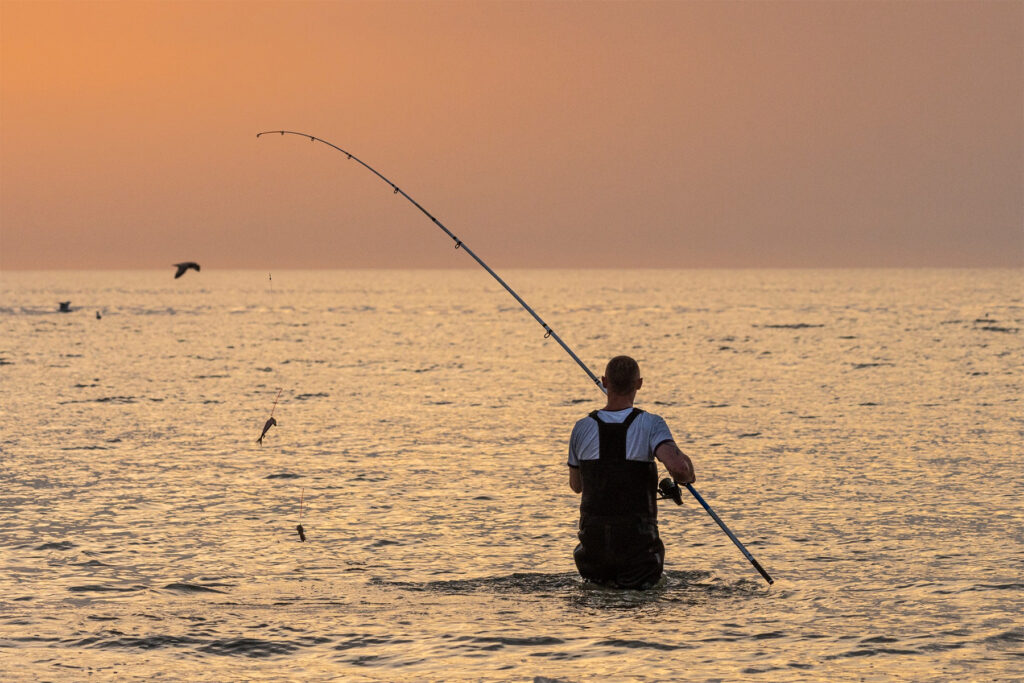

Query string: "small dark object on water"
[173, 262, 200, 279]
[257, 416, 276, 445]
[58, 301, 71, 313]
[296, 524, 306, 542]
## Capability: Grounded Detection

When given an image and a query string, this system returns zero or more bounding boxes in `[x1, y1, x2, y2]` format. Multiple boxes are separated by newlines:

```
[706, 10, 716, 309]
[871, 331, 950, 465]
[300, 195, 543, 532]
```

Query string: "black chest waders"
[574, 408, 666, 589]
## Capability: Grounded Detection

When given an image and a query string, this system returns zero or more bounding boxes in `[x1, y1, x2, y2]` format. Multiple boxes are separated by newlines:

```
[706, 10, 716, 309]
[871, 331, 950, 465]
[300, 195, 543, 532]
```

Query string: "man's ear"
[600, 376, 608, 388]
[636, 377, 644, 391]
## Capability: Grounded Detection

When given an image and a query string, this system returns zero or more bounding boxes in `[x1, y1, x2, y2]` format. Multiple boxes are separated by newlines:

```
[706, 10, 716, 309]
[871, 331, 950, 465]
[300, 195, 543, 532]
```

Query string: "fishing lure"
[257, 388, 282, 445]
[296, 488, 306, 541]
[256, 416, 276, 445]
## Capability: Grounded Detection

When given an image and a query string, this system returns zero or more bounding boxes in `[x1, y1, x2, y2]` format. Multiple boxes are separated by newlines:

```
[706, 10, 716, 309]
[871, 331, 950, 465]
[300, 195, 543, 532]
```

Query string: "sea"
[1, 268, 1021, 681]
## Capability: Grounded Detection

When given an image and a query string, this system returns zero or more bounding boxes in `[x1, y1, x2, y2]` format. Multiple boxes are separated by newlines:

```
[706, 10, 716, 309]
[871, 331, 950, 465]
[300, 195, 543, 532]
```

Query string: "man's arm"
[568, 466, 582, 493]
[654, 441, 695, 484]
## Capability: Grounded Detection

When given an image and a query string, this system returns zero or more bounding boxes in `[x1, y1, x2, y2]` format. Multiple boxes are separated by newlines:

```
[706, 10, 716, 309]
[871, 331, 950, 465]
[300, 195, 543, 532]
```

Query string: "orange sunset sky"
[1, 0, 1021, 270]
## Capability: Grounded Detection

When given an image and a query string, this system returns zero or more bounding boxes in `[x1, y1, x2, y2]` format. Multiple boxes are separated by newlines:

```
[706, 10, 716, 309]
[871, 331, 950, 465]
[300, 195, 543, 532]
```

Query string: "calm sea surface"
[1, 269, 1021, 681]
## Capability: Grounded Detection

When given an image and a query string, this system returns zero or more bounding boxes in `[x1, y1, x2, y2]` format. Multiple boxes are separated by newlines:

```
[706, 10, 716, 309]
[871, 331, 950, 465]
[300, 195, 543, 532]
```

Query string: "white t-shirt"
[567, 408, 674, 467]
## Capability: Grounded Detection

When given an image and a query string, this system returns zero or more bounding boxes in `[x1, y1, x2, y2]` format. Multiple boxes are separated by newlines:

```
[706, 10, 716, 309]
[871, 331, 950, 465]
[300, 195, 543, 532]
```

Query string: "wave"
[36, 541, 76, 551]
[595, 637, 688, 651]
[161, 582, 228, 594]
[58, 395, 138, 405]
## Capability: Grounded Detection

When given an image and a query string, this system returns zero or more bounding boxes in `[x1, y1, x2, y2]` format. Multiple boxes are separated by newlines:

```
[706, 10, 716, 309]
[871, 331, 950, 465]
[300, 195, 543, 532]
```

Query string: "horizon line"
[3, 264, 1022, 273]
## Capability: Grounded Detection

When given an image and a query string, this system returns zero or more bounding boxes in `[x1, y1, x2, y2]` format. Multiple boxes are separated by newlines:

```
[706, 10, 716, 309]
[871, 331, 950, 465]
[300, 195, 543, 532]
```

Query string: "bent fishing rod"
[257, 130, 774, 586]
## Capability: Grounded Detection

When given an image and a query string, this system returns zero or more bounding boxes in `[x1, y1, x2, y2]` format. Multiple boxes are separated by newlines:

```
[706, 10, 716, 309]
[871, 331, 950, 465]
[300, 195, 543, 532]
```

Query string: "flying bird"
[58, 301, 71, 313]
[257, 416, 277, 445]
[173, 262, 201, 279]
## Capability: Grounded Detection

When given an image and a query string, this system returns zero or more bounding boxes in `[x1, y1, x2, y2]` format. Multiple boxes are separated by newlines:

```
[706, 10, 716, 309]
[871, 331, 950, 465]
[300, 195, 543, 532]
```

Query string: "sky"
[1, 0, 1021, 270]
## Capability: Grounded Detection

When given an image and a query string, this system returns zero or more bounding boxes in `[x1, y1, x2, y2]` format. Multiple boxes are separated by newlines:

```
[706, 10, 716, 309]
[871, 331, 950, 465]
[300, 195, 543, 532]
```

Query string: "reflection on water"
[1, 269, 1021, 680]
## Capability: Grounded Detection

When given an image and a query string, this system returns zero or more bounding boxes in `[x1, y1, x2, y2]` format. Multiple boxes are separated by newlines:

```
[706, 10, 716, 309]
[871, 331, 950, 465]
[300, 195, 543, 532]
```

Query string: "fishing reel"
[658, 478, 683, 505]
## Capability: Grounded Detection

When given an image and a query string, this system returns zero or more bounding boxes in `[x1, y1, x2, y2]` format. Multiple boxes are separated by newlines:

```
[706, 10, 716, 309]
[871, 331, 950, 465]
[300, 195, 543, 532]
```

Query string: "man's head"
[602, 355, 642, 395]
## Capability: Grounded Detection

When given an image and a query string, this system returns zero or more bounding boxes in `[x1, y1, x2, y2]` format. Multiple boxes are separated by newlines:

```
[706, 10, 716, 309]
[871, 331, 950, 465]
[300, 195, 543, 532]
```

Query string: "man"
[568, 355, 695, 589]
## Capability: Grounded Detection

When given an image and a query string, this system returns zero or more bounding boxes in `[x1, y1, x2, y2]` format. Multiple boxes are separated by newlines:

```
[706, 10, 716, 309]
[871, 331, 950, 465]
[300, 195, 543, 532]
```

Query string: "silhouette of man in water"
[568, 355, 695, 589]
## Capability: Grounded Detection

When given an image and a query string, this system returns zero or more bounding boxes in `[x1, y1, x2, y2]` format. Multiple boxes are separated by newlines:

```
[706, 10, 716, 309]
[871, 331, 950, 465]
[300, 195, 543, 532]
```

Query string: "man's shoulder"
[629, 409, 671, 439]
[637, 410, 673, 441]
[572, 413, 599, 430]
[571, 407, 666, 429]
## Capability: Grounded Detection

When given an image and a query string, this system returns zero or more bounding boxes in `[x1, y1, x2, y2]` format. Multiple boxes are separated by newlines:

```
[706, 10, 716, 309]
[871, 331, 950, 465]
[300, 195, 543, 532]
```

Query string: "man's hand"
[655, 441, 695, 485]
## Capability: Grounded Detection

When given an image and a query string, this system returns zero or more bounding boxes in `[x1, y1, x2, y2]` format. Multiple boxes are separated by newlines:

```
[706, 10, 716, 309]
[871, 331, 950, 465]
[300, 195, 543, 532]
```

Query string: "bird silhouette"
[173, 262, 201, 279]
[58, 301, 71, 312]
[257, 416, 277, 445]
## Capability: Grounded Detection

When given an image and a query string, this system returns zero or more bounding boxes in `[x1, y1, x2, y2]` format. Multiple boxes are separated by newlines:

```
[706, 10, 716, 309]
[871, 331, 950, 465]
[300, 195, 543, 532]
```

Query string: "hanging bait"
[296, 487, 306, 541]
[256, 416, 276, 445]
[257, 388, 282, 445]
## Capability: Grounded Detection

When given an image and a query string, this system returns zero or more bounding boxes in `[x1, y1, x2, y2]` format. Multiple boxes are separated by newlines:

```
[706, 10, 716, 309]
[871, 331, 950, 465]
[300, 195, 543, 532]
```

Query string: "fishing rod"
[658, 479, 773, 585]
[256, 131, 601, 393]
[257, 130, 774, 586]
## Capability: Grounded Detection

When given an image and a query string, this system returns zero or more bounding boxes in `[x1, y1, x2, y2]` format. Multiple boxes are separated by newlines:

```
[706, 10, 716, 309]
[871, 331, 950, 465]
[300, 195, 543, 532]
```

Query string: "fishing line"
[257, 273, 307, 540]
[267, 274, 281, 424]
[259, 274, 284, 441]
[257, 130, 773, 584]
[269, 386, 282, 418]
